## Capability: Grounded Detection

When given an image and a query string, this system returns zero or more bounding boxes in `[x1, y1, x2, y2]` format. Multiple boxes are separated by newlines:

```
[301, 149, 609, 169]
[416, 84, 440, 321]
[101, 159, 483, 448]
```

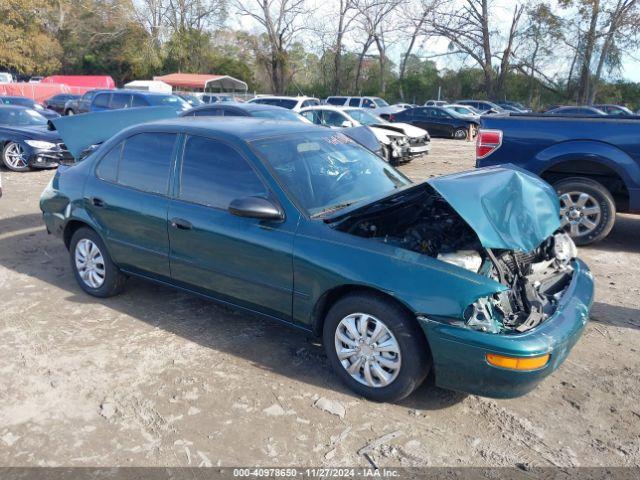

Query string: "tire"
[2, 142, 30, 172]
[554, 177, 616, 245]
[453, 128, 468, 140]
[323, 292, 431, 402]
[69, 227, 126, 297]
[380, 144, 390, 162]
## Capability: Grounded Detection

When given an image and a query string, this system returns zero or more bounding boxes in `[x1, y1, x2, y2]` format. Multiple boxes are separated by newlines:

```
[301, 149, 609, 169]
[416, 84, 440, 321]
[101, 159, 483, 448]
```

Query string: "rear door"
[84, 131, 177, 279]
[167, 135, 296, 319]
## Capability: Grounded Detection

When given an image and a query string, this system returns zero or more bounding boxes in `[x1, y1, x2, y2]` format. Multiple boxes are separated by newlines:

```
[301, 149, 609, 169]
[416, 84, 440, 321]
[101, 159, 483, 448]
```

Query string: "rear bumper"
[418, 259, 594, 398]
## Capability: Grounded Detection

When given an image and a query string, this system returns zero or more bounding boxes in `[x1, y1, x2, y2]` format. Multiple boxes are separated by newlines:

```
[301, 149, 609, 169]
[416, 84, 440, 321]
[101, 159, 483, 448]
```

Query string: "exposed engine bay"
[332, 186, 577, 334]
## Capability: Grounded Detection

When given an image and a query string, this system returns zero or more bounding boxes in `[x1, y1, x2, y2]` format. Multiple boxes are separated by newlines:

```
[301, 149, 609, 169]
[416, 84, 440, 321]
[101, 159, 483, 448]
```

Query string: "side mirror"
[229, 196, 284, 221]
[341, 120, 353, 128]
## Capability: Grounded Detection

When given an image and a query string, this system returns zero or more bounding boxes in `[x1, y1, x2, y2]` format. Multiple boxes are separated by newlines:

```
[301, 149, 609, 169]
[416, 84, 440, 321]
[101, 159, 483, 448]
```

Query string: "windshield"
[147, 95, 189, 108]
[252, 131, 410, 216]
[345, 108, 385, 125]
[444, 106, 472, 116]
[252, 108, 304, 122]
[373, 98, 389, 107]
[0, 108, 47, 126]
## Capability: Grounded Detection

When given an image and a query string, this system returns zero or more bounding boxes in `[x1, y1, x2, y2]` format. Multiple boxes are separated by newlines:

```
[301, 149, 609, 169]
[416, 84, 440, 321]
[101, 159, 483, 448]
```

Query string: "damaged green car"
[41, 115, 594, 401]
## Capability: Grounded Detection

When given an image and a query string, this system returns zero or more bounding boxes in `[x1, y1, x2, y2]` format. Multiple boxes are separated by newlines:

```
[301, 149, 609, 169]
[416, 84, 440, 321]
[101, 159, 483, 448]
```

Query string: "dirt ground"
[0, 138, 639, 468]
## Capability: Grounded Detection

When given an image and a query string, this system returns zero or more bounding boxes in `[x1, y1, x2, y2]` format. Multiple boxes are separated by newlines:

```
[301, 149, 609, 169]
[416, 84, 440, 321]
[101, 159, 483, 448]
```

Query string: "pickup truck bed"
[477, 114, 640, 244]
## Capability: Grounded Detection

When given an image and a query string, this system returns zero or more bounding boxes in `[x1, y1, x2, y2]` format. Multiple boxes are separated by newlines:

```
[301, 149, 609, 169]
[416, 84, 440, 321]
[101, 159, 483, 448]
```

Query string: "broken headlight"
[553, 232, 578, 263]
[437, 250, 482, 273]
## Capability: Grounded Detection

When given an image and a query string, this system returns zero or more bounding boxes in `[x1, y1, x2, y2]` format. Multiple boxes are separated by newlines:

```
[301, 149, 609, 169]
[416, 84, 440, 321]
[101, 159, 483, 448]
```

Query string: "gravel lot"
[1, 138, 639, 468]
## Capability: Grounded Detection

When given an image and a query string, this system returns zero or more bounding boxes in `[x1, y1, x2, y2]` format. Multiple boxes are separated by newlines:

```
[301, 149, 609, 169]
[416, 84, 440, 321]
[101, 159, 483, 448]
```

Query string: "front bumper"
[27, 144, 73, 169]
[418, 259, 594, 398]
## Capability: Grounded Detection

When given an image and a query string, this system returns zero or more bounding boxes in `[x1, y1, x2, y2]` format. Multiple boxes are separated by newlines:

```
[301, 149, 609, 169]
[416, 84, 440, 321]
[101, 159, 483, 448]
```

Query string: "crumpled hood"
[49, 106, 178, 158]
[372, 122, 428, 139]
[4, 125, 62, 142]
[428, 166, 561, 252]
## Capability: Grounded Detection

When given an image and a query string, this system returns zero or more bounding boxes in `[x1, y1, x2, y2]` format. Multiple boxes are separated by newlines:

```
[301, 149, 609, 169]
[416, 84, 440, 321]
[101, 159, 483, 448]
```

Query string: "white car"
[299, 105, 430, 164]
[324, 96, 404, 119]
[0, 72, 14, 83]
[248, 95, 320, 112]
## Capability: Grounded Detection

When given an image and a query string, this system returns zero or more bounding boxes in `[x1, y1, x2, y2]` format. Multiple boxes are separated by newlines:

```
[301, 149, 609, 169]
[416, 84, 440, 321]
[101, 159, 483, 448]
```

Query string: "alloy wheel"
[74, 239, 106, 289]
[559, 191, 602, 238]
[334, 313, 401, 388]
[4, 143, 28, 169]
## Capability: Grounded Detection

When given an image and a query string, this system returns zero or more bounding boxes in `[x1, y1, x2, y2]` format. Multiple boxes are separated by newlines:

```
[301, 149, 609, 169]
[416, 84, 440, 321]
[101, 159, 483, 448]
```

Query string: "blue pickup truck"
[476, 114, 640, 245]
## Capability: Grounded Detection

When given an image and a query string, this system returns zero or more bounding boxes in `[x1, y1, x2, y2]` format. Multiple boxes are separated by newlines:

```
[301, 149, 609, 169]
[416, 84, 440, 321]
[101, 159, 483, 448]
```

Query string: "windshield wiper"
[311, 201, 357, 219]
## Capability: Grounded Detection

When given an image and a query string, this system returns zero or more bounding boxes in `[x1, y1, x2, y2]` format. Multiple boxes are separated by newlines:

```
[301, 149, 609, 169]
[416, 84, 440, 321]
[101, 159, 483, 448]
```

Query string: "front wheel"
[69, 227, 126, 297]
[554, 177, 616, 245]
[453, 128, 468, 140]
[2, 142, 30, 171]
[323, 293, 431, 402]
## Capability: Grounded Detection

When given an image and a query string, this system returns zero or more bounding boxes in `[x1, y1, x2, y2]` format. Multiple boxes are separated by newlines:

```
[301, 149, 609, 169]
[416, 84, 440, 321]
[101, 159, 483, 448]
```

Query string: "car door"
[91, 93, 111, 112]
[167, 135, 296, 319]
[411, 108, 442, 136]
[84, 131, 177, 279]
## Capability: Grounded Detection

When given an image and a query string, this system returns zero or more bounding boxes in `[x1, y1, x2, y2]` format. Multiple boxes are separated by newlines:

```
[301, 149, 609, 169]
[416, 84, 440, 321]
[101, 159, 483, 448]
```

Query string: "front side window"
[131, 95, 149, 107]
[179, 136, 267, 209]
[118, 133, 176, 194]
[301, 110, 321, 124]
[362, 98, 375, 108]
[348, 98, 360, 107]
[93, 94, 110, 108]
[373, 98, 389, 107]
[252, 131, 410, 216]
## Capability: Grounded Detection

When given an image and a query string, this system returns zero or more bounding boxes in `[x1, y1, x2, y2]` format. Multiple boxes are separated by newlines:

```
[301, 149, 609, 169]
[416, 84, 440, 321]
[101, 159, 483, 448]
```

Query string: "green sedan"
[40, 115, 594, 401]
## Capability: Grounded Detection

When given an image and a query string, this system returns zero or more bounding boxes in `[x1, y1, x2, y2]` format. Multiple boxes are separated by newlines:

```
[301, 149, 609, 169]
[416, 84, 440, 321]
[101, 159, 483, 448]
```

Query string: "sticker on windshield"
[326, 133, 355, 145]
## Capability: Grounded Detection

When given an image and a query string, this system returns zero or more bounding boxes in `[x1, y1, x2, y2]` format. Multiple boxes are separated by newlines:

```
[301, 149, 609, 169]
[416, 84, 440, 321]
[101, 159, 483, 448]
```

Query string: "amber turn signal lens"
[486, 353, 550, 370]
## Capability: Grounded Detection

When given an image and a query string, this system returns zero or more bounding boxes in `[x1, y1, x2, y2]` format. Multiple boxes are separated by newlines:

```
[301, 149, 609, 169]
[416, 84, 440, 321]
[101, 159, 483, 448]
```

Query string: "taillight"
[476, 129, 503, 159]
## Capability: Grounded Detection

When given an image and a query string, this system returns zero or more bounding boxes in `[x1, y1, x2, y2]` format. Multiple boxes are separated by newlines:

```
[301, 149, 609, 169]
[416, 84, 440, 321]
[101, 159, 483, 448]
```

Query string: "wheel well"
[540, 160, 630, 211]
[311, 285, 417, 336]
[63, 220, 91, 249]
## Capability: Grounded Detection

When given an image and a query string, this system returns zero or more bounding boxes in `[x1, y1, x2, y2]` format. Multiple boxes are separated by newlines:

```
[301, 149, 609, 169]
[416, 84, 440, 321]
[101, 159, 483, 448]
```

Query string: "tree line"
[1, 0, 639, 109]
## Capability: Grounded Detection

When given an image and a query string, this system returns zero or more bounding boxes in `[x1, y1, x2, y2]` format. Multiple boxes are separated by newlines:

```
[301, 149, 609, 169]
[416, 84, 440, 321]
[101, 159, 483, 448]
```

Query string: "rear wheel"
[554, 177, 616, 245]
[323, 293, 431, 402]
[69, 227, 126, 297]
[453, 128, 468, 140]
[2, 142, 30, 172]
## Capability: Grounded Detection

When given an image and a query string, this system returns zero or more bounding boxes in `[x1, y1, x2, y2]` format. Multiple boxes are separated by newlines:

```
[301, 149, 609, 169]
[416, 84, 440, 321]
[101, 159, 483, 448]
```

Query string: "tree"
[427, 0, 524, 99]
[236, 0, 308, 93]
[0, 0, 62, 74]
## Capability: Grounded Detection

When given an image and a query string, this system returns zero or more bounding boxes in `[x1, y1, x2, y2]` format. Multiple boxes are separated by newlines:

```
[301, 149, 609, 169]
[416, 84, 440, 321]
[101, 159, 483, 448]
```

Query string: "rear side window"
[110, 93, 131, 109]
[131, 95, 149, 107]
[326, 97, 346, 106]
[96, 143, 122, 182]
[349, 98, 360, 107]
[321, 110, 346, 127]
[301, 110, 321, 124]
[302, 99, 319, 107]
[93, 93, 110, 108]
[179, 136, 267, 209]
[118, 133, 176, 194]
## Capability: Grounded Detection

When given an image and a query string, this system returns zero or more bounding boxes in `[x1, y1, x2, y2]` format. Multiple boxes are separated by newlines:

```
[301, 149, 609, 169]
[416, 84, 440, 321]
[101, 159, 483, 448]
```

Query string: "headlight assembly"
[25, 140, 56, 150]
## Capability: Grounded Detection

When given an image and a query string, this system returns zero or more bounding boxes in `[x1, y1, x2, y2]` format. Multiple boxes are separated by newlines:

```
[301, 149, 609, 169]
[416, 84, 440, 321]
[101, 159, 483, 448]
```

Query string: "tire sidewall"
[554, 178, 616, 245]
[69, 227, 122, 297]
[323, 294, 431, 402]
[2, 142, 30, 172]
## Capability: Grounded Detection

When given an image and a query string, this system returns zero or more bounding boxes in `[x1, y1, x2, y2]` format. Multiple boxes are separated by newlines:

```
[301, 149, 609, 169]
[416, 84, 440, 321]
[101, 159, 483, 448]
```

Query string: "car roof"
[187, 103, 290, 113]
[251, 95, 317, 100]
[93, 89, 174, 97]
[132, 116, 321, 141]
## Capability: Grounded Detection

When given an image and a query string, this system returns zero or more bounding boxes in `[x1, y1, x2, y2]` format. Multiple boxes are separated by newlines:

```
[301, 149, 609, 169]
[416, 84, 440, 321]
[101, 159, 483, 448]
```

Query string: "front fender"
[533, 140, 640, 191]
[292, 222, 506, 326]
